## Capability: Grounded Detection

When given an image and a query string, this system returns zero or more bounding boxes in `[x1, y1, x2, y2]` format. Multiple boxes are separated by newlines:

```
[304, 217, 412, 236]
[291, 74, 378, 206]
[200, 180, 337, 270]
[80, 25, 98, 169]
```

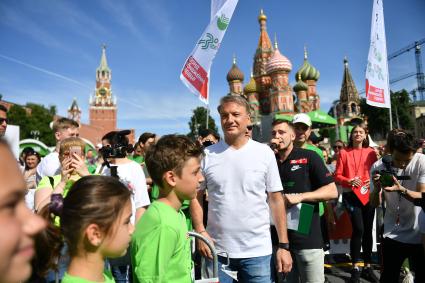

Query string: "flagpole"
[206, 105, 209, 129]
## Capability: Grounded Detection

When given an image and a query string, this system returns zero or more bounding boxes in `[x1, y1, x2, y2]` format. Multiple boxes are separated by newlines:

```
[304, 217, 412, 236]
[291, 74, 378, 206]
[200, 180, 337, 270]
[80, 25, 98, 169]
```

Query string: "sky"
[1, 0, 424, 138]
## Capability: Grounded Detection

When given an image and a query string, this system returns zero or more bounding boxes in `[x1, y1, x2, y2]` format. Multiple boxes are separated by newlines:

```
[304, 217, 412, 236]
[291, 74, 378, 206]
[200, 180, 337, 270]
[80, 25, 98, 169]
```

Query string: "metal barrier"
[189, 231, 219, 283]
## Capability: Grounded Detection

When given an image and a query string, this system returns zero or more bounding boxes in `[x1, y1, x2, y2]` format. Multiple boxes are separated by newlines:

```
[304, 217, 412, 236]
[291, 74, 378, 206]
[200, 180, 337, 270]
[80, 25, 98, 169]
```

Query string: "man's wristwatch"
[278, 243, 290, 251]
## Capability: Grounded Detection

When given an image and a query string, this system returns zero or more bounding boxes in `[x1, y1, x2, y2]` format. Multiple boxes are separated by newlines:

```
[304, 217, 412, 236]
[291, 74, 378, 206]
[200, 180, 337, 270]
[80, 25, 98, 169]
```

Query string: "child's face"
[174, 157, 204, 201]
[100, 200, 133, 258]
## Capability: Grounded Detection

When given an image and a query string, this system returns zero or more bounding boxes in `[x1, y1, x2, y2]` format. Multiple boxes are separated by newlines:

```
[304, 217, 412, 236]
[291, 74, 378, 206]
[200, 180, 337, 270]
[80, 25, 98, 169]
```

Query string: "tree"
[187, 107, 218, 139]
[360, 89, 414, 140]
[8, 103, 56, 146]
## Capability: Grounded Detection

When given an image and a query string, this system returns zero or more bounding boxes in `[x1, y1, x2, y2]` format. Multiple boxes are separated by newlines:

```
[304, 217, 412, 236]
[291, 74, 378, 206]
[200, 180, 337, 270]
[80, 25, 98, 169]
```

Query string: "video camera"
[100, 130, 133, 159]
[377, 155, 410, 187]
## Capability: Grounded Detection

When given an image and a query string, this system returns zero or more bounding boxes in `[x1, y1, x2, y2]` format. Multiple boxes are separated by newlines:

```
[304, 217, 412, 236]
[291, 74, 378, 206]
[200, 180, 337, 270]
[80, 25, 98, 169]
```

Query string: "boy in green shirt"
[131, 135, 204, 283]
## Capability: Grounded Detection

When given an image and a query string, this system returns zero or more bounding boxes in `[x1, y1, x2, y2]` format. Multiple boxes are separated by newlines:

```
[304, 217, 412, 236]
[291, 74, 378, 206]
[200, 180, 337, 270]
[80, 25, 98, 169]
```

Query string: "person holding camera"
[100, 130, 150, 283]
[370, 129, 425, 283]
[334, 123, 378, 283]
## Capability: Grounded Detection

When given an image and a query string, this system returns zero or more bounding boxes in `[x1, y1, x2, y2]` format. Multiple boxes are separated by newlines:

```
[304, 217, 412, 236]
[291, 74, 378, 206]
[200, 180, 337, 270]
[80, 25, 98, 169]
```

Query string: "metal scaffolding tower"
[388, 38, 425, 100]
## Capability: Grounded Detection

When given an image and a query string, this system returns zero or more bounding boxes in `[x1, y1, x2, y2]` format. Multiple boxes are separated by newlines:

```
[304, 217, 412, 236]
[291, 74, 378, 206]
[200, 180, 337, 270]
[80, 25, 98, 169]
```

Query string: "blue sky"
[1, 0, 424, 137]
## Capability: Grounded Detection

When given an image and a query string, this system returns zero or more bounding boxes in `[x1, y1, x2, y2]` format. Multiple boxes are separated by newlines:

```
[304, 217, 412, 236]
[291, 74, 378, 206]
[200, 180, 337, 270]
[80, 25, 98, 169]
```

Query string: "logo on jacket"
[291, 165, 301, 171]
[290, 158, 308, 164]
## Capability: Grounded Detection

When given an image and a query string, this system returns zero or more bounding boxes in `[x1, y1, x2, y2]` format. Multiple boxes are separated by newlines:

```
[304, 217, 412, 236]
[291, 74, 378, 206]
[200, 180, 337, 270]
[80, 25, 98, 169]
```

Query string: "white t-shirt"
[36, 152, 60, 184]
[370, 153, 425, 244]
[101, 160, 150, 224]
[201, 139, 283, 258]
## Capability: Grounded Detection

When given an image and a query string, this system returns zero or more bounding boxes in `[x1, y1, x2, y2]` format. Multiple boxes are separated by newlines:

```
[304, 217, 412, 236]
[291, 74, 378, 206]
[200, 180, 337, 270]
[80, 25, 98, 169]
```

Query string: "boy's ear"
[163, 170, 177, 188]
[85, 223, 104, 247]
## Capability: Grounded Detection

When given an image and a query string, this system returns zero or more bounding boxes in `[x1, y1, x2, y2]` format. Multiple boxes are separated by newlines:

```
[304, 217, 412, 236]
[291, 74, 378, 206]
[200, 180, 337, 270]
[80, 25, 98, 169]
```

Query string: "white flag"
[366, 0, 391, 108]
[211, 0, 227, 20]
[180, 0, 238, 104]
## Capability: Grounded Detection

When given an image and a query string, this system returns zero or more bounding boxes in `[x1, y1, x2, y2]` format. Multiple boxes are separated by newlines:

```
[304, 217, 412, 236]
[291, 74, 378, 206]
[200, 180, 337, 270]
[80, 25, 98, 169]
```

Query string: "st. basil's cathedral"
[225, 10, 326, 141]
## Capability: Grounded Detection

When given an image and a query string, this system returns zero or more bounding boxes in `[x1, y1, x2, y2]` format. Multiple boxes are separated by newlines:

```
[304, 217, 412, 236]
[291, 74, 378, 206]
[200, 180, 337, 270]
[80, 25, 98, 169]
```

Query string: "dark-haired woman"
[23, 150, 41, 211]
[335, 124, 378, 283]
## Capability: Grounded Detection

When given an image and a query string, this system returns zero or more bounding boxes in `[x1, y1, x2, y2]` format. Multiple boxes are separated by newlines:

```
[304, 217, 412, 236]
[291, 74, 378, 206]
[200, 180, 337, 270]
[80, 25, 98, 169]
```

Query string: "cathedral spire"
[253, 9, 273, 77]
[339, 57, 359, 103]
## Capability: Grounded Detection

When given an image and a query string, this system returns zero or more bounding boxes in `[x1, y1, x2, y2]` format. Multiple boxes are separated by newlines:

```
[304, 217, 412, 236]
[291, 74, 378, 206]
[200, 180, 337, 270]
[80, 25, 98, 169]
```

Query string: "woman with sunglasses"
[335, 124, 378, 283]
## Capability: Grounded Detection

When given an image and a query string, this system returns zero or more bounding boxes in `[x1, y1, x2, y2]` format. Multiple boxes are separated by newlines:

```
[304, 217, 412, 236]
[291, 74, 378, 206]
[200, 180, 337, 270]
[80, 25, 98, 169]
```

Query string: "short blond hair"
[59, 137, 85, 161]
[52, 118, 79, 133]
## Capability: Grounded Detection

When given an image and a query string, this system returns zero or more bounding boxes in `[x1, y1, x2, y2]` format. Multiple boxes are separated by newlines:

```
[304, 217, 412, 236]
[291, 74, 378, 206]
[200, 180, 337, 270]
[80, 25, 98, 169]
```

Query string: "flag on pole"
[180, 0, 238, 104]
[366, 0, 391, 108]
[211, 0, 227, 20]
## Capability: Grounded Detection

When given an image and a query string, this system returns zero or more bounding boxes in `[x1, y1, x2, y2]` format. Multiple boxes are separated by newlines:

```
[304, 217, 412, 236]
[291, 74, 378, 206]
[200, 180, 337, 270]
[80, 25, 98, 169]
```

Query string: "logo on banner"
[181, 56, 208, 100]
[366, 79, 386, 103]
[198, 33, 219, 50]
[217, 14, 229, 30]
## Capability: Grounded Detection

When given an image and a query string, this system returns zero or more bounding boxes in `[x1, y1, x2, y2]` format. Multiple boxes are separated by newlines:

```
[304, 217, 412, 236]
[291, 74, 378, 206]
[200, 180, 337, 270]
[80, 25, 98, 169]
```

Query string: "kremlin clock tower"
[89, 45, 117, 135]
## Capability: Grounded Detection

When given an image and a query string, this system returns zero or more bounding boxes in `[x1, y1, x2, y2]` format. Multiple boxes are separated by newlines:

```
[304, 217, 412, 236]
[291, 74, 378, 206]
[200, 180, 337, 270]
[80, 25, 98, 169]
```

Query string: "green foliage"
[360, 89, 414, 139]
[7, 103, 56, 146]
[187, 107, 218, 139]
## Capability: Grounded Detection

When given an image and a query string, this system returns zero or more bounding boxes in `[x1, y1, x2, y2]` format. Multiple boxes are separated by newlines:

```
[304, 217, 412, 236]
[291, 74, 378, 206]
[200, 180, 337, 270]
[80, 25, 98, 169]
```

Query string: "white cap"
[292, 113, 312, 127]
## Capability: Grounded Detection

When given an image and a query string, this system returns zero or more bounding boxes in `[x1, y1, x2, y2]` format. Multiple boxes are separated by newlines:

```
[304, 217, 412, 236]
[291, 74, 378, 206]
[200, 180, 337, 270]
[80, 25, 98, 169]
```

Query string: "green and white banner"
[366, 0, 391, 108]
[180, 0, 238, 104]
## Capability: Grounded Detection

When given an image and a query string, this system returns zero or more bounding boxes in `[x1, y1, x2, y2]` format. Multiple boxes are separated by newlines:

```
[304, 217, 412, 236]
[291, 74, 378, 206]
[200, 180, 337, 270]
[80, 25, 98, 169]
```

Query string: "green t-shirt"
[62, 270, 115, 283]
[36, 175, 77, 225]
[37, 175, 75, 198]
[132, 201, 192, 283]
[150, 185, 192, 231]
[129, 155, 144, 164]
[303, 143, 324, 162]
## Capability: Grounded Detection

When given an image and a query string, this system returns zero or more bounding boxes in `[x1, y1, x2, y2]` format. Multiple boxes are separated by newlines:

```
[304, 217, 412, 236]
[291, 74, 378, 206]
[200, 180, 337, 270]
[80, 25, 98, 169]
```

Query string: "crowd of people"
[0, 98, 425, 283]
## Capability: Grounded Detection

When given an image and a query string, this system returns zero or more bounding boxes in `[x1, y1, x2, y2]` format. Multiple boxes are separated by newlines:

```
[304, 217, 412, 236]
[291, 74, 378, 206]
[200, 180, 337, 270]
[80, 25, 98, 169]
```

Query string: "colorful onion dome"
[295, 47, 320, 81]
[293, 74, 308, 92]
[266, 39, 292, 74]
[258, 9, 267, 22]
[244, 72, 259, 93]
[226, 56, 244, 82]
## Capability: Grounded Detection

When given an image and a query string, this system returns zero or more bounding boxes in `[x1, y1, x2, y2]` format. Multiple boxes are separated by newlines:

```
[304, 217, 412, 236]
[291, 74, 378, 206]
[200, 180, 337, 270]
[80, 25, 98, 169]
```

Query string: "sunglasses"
[0, 118, 8, 124]
[247, 125, 253, 131]
[333, 145, 343, 149]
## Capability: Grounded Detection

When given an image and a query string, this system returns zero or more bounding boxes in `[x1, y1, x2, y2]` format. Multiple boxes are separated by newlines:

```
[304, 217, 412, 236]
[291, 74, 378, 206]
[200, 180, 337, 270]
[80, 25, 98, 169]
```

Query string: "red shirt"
[335, 147, 378, 189]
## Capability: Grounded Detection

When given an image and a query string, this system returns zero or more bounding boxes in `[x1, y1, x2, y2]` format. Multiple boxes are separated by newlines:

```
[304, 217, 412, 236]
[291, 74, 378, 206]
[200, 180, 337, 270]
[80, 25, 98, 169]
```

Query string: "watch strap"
[278, 242, 290, 251]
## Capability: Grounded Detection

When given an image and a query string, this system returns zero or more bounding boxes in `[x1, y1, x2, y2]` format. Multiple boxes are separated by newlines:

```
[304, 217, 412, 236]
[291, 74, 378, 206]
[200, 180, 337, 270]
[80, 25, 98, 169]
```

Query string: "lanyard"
[352, 148, 364, 178]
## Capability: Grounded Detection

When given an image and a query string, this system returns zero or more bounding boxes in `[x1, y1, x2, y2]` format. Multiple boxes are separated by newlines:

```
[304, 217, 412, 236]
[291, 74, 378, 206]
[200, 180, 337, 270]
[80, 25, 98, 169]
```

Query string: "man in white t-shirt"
[191, 95, 292, 282]
[36, 118, 79, 183]
[370, 129, 425, 283]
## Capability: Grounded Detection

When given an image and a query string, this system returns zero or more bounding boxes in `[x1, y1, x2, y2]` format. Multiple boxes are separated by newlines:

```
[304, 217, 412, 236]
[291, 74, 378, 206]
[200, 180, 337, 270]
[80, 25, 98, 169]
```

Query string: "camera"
[377, 155, 410, 187]
[100, 130, 133, 159]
